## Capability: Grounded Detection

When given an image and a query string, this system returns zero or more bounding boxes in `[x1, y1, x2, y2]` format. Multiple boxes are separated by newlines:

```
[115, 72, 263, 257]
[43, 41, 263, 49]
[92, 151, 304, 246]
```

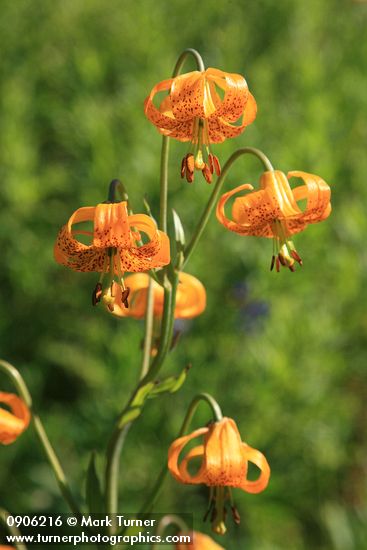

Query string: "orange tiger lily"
[176, 531, 224, 550]
[106, 272, 206, 319]
[54, 201, 170, 310]
[216, 170, 331, 271]
[168, 417, 270, 535]
[0, 392, 30, 445]
[144, 68, 257, 183]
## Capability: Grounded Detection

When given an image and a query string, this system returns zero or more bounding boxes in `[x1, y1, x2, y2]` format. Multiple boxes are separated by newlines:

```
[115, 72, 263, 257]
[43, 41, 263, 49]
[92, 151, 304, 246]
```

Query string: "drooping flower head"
[145, 68, 257, 183]
[54, 201, 170, 310]
[216, 170, 331, 271]
[0, 392, 30, 445]
[106, 272, 206, 319]
[168, 417, 270, 535]
[176, 531, 224, 550]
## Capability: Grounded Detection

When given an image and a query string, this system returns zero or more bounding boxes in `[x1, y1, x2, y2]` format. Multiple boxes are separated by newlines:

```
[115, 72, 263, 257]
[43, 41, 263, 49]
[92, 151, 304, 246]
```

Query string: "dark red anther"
[276, 257, 280, 272]
[208, 153, 214, 174]
[121, 287, 130, 308]
[278, 253, 286, 266]
[186, 170, 194, 183]
[212, 154, 221, 176]
[291, 249, 303, 265]
[231, 505, 241, 525]
[270, 255, 275, 271]
[92, 283, 103, 306]
[289, 264, 296, 272]
[202, 163, 213, 184]
[186, 153, 195, 174]
[180, 155, 187, 178]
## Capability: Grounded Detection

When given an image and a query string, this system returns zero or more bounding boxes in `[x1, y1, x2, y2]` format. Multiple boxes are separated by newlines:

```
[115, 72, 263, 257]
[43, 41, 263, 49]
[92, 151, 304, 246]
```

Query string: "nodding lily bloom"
[168, 417, 270, 535]
[54, 201, 170, 310]
[216, 170, 331, 271]
[106, 272, 206, 319]
[144, 68, 257, 183]
[176, 531, 224, 550]
[0, 392, 30, 445]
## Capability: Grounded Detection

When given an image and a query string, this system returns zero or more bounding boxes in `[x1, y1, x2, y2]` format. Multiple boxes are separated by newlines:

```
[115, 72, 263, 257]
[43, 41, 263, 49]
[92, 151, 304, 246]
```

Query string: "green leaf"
[148, 364, 191, 397]
[86, 452, 105, 514]
[172, 209, 185, 248]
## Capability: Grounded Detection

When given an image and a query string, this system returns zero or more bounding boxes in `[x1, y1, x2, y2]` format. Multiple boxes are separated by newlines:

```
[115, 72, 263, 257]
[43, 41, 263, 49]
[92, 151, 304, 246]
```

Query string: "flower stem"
[0, 507, 28, 550]
[183, 147, 274, 268]
[108, 179, 128, 203]
[105, 47, 206, 524]
[0, 360, 81, 516]
[138, 393, 222, 516]
[139, 277, 155, 380]
[159, 49, 205, 233]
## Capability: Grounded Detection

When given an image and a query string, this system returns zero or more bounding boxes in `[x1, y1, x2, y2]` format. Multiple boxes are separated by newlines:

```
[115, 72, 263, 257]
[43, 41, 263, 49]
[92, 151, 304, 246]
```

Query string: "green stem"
[0, 507, 28, 550]
[159, 137, 170, 233]
[142, 273, 178, 383]
[151, 514, 189, 548]
[159, 49, 205, 234]
[0, 360, 81, 516]
[138, 393, 222, 516]
[172, 48, 205, 74]
[139, 277, 155, 380]
[104, 47, 205, 523]
[108, 179, 128, 203]
[183, 147, 274, 268]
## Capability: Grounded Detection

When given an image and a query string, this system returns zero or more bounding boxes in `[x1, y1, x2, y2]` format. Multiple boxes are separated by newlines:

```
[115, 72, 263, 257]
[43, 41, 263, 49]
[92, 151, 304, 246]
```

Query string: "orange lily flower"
[144, 68, 257, 183]
[176, 531, 224, 550]
[216, 170, 331, 271]
[106, 272, 206, 319]
[0, 392, 30, 445]
[168, 417, 270, 535]
[54, 201, 170, 310]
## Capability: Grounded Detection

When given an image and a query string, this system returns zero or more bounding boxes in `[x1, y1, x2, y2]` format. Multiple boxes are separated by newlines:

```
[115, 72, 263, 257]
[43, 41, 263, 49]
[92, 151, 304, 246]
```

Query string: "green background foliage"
[0, 0, 366, 548]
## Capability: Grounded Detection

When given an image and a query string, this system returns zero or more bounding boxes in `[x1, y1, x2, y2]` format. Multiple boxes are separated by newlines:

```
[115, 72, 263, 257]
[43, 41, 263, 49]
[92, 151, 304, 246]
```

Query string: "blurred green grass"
[0, 0, 367, 548]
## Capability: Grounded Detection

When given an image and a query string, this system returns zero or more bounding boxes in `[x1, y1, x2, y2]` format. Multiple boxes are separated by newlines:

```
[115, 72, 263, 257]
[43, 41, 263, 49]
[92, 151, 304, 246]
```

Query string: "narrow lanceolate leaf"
[117, 381, 156, 429]
[172, 209, 185, 248]
[86, 452, 105, 514]
[148, 364, 191, 397]
[172, 208, 185, 269]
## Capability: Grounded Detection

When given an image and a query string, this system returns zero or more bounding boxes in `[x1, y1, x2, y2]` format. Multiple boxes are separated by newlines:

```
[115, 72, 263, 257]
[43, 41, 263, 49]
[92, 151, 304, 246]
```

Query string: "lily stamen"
[181, 118, 221, 184]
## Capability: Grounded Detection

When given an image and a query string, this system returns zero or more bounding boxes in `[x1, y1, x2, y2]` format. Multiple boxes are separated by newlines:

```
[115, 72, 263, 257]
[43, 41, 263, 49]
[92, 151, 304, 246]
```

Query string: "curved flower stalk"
[54, 201, 170, 310]
[176, 531, 225, 550]
[216, 170, 331, 271]
[145, 68, 257, 183]
[106, 272, 206, 319]
[168, 417, 270, 535]
[0, 392, 30, 445]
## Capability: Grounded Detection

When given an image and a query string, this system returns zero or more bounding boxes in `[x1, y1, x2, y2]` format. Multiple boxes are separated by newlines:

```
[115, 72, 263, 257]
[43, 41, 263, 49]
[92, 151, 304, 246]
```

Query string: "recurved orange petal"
[144, 77, 178, 130]
[170, 72, 208, 121]
[0, 392, 30, 445]
[206, 68, 250, 122]
[216, 183, 266, 236]
[288, 171, 331, 224]
[239, 443, 271, 494]
[168, 427, 209, 484]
